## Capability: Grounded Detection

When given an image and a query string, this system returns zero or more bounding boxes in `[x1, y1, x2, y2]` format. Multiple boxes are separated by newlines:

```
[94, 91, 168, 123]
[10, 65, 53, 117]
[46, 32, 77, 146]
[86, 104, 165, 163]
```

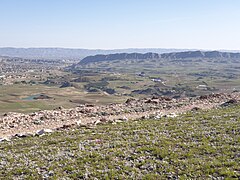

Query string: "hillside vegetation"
[0, 105, 239, 179]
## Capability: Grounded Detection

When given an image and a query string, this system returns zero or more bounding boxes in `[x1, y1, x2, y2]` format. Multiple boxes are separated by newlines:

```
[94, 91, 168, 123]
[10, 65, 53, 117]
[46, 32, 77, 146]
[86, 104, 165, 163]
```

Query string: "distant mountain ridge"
[161, 51, 240, 59]
[0, 47, 194, 60]
[1, 48, 240, 61]
[79, 52, 160, 64]
[78, 51, 240, 65]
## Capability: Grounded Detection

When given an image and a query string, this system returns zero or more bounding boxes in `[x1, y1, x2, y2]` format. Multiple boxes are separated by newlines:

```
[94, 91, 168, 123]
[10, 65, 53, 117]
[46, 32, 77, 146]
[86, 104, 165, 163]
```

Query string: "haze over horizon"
[0, 0, 240, 50]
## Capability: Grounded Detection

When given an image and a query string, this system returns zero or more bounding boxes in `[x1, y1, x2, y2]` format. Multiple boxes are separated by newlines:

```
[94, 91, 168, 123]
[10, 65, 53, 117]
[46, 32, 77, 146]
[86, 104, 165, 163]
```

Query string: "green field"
[0, 84, 126, 113]
[0, 105, 239, 179]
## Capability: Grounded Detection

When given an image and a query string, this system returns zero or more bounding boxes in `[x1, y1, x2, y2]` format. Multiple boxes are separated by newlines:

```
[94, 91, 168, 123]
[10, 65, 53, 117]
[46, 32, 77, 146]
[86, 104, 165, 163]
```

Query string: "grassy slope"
[0, 106, 239, 179]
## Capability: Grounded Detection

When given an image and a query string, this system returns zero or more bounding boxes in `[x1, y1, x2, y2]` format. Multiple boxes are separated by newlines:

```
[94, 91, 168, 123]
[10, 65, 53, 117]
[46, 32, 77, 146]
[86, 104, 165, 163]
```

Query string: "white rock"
[154, 112, 164, 119]
[0, 137, 10, 142]
[166, 113, 178, 118]
[36, 129, 53, 136]
[79, 143, 85, 151]
[94, 120, 101, 125]
[76, 120, 82, 126]
[115, 120, 123, 123]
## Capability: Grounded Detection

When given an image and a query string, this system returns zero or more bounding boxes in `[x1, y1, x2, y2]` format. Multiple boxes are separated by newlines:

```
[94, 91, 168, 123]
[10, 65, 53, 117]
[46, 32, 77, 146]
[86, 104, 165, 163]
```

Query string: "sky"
[0, 0, 240, 50]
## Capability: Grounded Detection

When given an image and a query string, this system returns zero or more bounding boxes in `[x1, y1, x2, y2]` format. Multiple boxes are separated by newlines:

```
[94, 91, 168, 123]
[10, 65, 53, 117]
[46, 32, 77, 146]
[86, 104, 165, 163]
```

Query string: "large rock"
[220, 99, 238, 107]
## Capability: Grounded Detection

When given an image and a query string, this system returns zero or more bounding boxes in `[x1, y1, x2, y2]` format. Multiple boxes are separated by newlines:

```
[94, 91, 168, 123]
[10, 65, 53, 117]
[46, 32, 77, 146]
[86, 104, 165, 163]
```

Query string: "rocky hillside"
[0, 93, 239, 179]
[1, 92, 239, 139]
[78, 51, 240, 65]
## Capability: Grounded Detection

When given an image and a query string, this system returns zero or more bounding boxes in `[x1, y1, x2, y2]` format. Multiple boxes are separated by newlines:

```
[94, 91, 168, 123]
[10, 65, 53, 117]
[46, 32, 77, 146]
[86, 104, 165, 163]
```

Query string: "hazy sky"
[0, 0, 240, 50]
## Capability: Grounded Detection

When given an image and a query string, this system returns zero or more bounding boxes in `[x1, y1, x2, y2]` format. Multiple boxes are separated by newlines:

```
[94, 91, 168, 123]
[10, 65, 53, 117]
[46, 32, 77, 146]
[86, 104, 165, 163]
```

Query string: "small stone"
[36, 129, 53, 136]
[191, 107, 201, 111]
[0, 137, 11, 142]
[115, 120, 123, 123]
[125, 98, 135, 104]
[100, 118, 108, 122]
[79, 143, 85, 151]
[61, 124, 73, 129]
[166, 113, 178, 118]
[94, 120, 102, 125]
[76, 120, 82, 126]
[86, 104, 94, 107]
[48, 170, 54, 176]
[14, 133, 28, 138]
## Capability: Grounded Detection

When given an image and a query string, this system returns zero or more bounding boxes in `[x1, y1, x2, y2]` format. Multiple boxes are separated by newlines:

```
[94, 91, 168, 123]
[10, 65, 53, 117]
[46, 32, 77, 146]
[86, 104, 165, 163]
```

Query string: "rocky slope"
[1, 92, 239, 139]
[1, 105, 239, 179]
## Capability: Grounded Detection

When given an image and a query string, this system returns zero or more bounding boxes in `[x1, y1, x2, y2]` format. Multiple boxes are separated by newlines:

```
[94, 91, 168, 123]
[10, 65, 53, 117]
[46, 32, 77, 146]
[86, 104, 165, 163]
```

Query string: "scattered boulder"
[114, 119, 124, 123]
[36, 129, 53, 136]
[140, 115, 149, 119]
[62, 124, 75, 129]
[99, 118, 108, 123]
[154, 113, 164, 119]
[145, 99, 158, 104]
[220, 99, 238, 107]
[79, 143, 85, 151]
[151, 96, 159, 99]
[76, 120, 82, 126]
[191, 107, 201, 112]
[117, 116, 128, 122]
[94, 120, 102, 125]
[164, 113, 178, 118]
[125, 98, 135, 104]
[86, 104, 95, 107]
[199, 95, 209, 100]
[0, 137, 10, 142]
[14, 133, 28, 138]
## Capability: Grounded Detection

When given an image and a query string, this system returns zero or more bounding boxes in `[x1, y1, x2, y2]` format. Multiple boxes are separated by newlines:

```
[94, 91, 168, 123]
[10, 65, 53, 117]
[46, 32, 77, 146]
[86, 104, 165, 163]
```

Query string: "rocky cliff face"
[79, 52, 160, 64]
[78, 51, 240, 65]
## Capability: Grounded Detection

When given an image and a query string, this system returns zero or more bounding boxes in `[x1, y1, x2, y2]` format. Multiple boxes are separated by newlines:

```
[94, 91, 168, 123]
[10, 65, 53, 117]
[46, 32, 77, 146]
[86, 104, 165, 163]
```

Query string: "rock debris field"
[0, 92, 239, 140]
